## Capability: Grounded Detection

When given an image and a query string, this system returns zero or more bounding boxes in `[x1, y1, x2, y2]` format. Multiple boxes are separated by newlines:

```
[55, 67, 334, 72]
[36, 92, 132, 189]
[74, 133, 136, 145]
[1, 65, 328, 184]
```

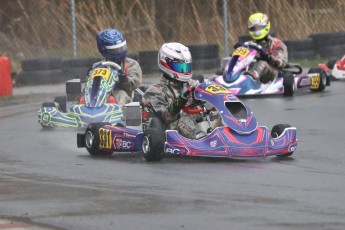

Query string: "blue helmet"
[96, 28, 127, 64]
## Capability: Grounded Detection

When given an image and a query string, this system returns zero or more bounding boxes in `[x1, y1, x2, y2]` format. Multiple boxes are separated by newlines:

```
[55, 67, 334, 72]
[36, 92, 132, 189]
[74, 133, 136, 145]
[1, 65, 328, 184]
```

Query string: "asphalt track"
[0, 79, 345, 230]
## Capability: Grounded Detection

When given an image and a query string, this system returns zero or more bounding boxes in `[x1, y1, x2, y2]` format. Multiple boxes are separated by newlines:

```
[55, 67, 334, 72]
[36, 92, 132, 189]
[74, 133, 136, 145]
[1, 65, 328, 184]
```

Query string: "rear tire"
[142, 128, 164, 162]
[85, 122, 113, 156]
[283, 73, 295, 96]
[308, 68, 327, 92]
[54, 96, 67, 112]
[271, 124, 294, 158]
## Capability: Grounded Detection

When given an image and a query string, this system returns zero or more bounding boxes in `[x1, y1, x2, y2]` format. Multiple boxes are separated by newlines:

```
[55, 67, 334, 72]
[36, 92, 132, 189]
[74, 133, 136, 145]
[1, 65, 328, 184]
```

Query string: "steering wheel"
[101, 61, 122, 71]
[243, 41, 263, 51]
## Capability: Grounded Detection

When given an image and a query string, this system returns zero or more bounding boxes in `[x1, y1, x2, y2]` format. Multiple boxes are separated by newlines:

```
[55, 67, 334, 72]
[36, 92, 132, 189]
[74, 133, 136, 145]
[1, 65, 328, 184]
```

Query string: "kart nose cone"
[85, 131, 94, 148]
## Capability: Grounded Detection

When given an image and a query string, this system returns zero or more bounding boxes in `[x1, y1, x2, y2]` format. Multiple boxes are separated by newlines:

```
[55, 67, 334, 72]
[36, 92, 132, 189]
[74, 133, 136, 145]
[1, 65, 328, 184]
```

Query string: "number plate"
[91, 68, 111, 80]
[99, 128, 112, 149]
[232, 47, 250, 58]
[310, 74, 320, 89]
[205, 84, 229, 94]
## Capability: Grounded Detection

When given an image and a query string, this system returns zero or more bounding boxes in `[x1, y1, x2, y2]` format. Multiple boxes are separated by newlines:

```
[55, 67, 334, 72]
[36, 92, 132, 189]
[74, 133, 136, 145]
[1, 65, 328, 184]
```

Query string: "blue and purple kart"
[77, 82, 297, 161]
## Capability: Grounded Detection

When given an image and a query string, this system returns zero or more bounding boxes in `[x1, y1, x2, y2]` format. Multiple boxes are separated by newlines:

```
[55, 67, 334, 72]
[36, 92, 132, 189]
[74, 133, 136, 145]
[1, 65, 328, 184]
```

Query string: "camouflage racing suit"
[248, 35, 288, 83]
[89, 57, 142, 106]
[143, 75, 205, 139]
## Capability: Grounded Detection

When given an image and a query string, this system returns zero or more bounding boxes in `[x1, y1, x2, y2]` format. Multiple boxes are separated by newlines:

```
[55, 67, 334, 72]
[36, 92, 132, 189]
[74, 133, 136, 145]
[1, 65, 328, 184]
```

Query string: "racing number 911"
[99, 128, 112, 149]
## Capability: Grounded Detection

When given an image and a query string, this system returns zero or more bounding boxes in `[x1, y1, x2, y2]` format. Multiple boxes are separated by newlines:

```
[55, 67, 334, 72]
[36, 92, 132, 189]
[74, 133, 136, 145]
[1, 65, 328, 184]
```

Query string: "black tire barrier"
[21, 57, 62, 72]
[284, 38, 314, 52]
[188, 44, 219, 60]
[62, 57, 101, 68]
[193, 58, 220, 70]
[138, 50, 159, 74]
[17, 69, 64, 85]
[315, 44, 345, 59]
[309, 31, 345, 47]
[62, 66, 90, 82]
[289, 50, 315, 60]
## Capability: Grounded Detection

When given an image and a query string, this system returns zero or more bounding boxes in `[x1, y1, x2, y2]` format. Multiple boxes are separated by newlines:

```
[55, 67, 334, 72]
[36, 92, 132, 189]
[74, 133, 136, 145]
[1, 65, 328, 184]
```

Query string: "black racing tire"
[271, 124, 293, 158]
[54, 96, 67, 113]
[327, 59, 337, 69]
[308, 68, 327, 92]
[42, 102, 56, 107]
[283, 73, 295, 96]
[142, 128, 164, 162]
[85, 122, 113, 156]
[149, 117, 166, 131]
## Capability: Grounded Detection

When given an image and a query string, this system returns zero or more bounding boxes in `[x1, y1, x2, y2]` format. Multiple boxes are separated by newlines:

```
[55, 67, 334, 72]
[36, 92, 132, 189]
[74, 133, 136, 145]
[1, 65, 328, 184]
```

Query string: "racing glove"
[259, 49, 272, 63]
[233, 42, 242, 49]
[118, 70, 128, 85]
[167, 87, 195, 115]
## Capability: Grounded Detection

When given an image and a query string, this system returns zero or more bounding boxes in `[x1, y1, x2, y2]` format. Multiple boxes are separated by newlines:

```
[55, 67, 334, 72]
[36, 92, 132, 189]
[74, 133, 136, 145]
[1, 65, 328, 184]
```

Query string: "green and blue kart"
[38, 61, 124, 128]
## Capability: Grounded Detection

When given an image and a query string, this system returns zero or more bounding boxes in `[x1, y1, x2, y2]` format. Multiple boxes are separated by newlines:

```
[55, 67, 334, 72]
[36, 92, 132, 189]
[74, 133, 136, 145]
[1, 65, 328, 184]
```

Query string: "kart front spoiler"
[38, 104, 123, 128]
[164, 126, 297, 158]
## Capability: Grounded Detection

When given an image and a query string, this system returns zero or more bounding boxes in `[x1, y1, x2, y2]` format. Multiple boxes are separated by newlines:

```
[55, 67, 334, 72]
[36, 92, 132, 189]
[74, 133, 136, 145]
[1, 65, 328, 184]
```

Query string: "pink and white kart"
[212, 42, 330, 96]
[318, 55, 345, 80]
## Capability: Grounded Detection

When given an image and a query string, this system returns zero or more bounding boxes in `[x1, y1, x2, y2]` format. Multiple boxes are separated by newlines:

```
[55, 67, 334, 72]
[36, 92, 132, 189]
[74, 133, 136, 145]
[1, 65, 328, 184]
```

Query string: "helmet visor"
[166, 59, 192, 73]
[107, 44, 127, 55]
[105, 43, 128, 55]
[249, 24, 267, 32]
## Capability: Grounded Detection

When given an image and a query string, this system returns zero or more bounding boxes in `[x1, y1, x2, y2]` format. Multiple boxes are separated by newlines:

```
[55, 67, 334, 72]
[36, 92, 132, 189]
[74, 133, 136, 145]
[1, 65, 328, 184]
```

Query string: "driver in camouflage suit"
[143, 42, 206, 139]
[244, 12, 288, 83]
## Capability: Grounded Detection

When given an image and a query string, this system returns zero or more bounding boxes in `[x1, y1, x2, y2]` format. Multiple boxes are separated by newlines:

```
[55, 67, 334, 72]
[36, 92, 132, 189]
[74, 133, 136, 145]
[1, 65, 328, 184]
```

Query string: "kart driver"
[142, 42, 206, 139]
[89, 28, 142, 106]
[239, 12, 288, 83]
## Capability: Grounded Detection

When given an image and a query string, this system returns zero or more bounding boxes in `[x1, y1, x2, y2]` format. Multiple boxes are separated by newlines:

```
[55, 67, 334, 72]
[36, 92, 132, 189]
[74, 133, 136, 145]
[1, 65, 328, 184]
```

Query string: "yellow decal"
[99, 128, 112, 149]
[232, 47, 250, 58]
[310, 74, 320, 89]
[91, 68, 111, 80]
[205, 84, 229, 94]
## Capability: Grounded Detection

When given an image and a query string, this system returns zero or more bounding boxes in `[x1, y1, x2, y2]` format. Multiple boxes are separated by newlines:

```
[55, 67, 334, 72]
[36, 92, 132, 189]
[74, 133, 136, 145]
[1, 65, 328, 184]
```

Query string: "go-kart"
[212, 41, 330, 96]
[38, 61, 124, 128]
[318, 54, 345, 80]
[77, 81, 297, 161]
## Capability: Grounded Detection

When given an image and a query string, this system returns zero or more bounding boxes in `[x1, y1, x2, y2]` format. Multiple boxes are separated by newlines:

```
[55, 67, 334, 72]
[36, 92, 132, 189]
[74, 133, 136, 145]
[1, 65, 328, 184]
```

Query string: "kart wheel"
[271, 124, 294, 158]
[85, 122, 113, 156]
[142, 128, 164, 162]
[308, 68, 327, 92]
[54, 96, 67, 113]
[283, 73, 295, 96]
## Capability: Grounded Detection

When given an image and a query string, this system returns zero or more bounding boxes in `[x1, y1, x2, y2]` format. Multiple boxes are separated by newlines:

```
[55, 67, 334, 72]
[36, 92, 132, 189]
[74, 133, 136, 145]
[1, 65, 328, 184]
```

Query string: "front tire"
[271, 124, 294, 158]
[308, 68, 327, 92]
[85, 122, 113, 156]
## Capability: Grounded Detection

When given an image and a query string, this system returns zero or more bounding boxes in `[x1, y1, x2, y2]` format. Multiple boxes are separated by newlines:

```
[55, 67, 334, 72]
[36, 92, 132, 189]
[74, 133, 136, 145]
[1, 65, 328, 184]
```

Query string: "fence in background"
[0, 0, 344, 85]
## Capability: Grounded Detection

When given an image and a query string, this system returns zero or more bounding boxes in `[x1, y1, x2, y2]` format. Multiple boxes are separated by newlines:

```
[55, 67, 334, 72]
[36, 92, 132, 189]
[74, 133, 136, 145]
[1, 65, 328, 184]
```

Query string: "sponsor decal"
[114, 138, 135, 150]
[124, 133, 136, 138]
[299, 77, 311, 86]
[166, 147, 187, 155]
[210, 140, 217, 148]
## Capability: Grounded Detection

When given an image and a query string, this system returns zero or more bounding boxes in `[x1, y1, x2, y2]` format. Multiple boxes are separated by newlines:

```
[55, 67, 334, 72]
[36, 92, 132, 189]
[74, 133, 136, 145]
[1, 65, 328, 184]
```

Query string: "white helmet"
[158, 42, 192, 82]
